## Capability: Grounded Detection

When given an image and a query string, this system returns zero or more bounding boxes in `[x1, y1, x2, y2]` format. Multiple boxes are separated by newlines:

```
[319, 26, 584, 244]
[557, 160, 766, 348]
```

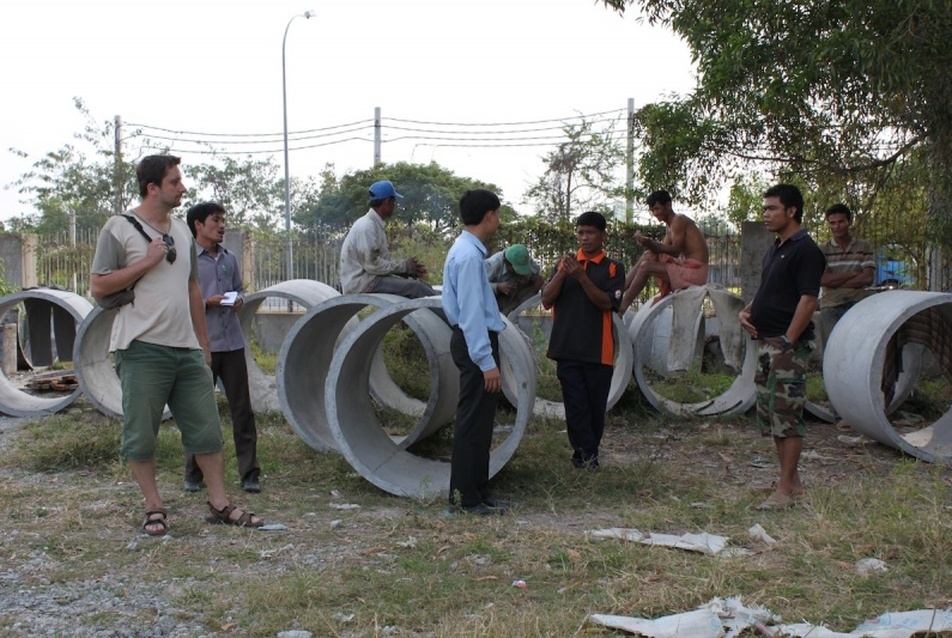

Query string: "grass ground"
[1, 388, 951, 637]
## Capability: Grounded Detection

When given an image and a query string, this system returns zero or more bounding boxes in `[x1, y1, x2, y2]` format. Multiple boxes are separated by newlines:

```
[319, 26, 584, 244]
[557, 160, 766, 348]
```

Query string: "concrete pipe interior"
[277, 294, 457, 454]
[807, 301, 923, 422]
[73, 307, 174, 421]
[823, 291, 952, 462]
[326, 297, 535, 499]
[628, 286, 756, 418]
[0, 289, 92, 417]
[505, 293, 632, 418]
[239, 279, 341, 414]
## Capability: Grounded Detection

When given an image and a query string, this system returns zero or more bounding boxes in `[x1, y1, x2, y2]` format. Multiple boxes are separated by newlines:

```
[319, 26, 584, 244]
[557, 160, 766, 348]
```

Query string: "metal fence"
[32, 226, 744, 304]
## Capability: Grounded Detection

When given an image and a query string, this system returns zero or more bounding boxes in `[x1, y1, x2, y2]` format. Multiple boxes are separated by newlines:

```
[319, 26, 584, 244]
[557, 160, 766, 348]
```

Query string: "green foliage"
[495, 216, 660, 276]
[182, 155, 293, 233]
[725, 173, 772, 228]
[599, 0, 952, 259]
[300, 161, 509, 237]
[524, 116, 626, 221]
[5, 99, 313, 240]
[6, 99, 137, 236]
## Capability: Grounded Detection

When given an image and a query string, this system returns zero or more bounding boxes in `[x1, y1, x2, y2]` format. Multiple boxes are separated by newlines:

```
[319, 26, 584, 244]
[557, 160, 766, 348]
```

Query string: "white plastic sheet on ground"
[590, 598, 952, 638]
[590, 596, 776, 638]
[586, 528, 751, 556]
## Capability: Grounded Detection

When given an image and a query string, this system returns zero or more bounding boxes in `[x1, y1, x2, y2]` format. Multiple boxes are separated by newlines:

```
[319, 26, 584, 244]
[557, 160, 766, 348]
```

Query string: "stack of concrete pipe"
[3, 286, 949, 467]
[282, 296, 536, 499]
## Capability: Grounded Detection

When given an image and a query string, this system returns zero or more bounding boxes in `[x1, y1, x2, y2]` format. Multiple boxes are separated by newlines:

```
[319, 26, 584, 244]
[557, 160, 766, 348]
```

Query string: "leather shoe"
[241, 477, 261, 493]
[462, 502, 506, 516]
[183, 480, 203, 493]
[482, 496, 510, 512]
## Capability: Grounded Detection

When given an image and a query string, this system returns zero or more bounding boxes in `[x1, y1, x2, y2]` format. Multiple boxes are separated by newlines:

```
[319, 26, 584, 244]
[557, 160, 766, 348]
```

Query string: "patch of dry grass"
[1, 396, 951, 636]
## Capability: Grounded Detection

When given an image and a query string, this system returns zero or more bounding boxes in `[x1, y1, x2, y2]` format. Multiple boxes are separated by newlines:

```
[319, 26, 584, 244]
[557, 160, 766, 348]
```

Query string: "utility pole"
[114, 115, 123, 215]
[626, 98, 635, 224]
[374, 107, 382, 166]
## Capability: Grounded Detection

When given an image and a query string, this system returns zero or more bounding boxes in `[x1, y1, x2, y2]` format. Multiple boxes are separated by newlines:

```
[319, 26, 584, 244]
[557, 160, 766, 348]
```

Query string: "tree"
[6, 98, 137, 237]
[183, 156, 285, 232]
[6, 99, 310, 239]
[299, 161, 512, 237]
[524, 117, 625, 221]
[599, 0, 952, 248]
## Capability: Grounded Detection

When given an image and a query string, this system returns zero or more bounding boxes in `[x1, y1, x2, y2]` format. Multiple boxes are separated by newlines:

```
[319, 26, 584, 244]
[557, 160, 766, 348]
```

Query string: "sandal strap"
[208, 502, 236, 520]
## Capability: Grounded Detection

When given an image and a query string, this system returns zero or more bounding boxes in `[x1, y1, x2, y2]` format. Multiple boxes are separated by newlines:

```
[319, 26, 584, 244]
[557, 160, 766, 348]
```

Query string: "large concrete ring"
[505, 293, 632, 417]
[807, 315, 923, 422]
[627, 286, 756, 417]
[823, 291, 952, 462]
[325, 297, 535, 499]
[239, 279, 341, 413]
[74, 306, 174, 420]
[0, 289, 92, 416]
[277, 294, 457, 453]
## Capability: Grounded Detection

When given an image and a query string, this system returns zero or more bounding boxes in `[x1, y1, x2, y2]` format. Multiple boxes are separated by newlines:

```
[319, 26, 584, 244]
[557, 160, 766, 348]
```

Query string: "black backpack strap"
[121, 214, 156, 244]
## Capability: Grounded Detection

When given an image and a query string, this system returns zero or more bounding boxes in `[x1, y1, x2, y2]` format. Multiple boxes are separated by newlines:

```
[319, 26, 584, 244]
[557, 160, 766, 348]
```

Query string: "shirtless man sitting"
[619, 190, 709, 313]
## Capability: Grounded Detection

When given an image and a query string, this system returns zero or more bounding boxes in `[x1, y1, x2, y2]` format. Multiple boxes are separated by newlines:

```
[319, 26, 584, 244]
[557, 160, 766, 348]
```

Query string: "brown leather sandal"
[206, 502, 263, 528]
[142, 509, 168, 536]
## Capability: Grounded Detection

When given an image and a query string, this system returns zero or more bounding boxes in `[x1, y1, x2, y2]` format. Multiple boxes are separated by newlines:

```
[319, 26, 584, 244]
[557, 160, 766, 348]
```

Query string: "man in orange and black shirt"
[542, 211, 625, 469]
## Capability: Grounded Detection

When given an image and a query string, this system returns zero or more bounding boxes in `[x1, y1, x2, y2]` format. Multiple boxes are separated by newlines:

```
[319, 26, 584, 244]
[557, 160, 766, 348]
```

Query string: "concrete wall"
[740, 221, 774, 302]
[0, 234, 38, 290]
[250, 312, 303, 353]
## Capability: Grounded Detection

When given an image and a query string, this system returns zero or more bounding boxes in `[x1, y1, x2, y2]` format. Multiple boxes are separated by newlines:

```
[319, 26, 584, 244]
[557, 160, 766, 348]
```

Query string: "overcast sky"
[0, 0, 695, 223]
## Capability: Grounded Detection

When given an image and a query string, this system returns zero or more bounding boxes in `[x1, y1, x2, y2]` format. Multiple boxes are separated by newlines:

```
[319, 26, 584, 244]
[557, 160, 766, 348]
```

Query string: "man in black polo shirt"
[739, 184, 825, 510]
[542, 211, 625, 469]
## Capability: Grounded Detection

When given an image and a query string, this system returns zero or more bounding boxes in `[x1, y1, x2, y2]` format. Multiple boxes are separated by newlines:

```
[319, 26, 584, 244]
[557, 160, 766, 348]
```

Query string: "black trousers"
[185, 348, 260, 484]
[556, 359, 613, 464]
[449, 327, 500, 507]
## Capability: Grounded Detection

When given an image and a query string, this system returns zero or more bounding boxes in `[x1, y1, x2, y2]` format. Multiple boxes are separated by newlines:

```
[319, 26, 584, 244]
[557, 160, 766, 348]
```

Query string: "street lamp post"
[282, 10, 314, 283]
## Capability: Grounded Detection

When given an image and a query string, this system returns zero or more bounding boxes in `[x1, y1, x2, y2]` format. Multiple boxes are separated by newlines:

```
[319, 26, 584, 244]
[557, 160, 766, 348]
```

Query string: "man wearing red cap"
[339, 180, 436, 298]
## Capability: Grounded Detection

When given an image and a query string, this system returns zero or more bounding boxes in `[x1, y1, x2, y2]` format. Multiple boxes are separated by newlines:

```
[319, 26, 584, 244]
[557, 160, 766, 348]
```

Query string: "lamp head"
[304, 10, 315, 18]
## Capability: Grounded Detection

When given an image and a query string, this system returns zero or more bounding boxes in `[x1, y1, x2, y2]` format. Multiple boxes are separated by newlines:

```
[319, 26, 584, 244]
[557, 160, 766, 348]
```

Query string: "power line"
[125, 119, 373, 138]
[122, 108, 627, 147]
[386, 109, 624, 127]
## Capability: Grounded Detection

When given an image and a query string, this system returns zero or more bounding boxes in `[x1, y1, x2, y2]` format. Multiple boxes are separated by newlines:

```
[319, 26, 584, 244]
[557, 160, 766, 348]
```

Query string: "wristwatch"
[779, 335, 792, 347]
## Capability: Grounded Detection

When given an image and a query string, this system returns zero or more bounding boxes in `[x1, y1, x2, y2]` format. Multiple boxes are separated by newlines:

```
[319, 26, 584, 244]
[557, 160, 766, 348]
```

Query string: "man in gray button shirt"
[339, 180, 436, 298]
[184, 202, 261, 493]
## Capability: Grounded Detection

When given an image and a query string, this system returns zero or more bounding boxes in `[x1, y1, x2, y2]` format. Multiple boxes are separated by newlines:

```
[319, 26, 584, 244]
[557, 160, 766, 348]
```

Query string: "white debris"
[855, 558, 888, 576]
[590, 597, 952, 638]
[587, 528, 749, 556]
[748, 523, 777, 546]
[590, 596, 776, 637]
[329, 503, 361, 510]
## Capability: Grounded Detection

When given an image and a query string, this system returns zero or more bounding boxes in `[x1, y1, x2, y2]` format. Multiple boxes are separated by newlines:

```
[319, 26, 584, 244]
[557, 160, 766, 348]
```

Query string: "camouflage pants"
[755, 337, 814, 438]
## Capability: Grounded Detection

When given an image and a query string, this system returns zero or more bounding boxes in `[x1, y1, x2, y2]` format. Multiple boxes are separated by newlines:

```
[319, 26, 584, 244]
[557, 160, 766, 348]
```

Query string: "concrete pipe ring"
[505, 292, 632, 418]
[823, 290, 952, 463]
[808, 300, 924, 422]
[239, 279, 341, 413]
[325, 297, 535, 499]
[627, 285, 756, 418]
[0, 289, 92, 417]
[277, 293, 457, 453]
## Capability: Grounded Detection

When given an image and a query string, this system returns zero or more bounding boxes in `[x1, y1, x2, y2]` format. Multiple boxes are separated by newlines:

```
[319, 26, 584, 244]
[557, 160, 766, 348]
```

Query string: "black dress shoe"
[241, 478, 261, 493]
[482, 496, 511, 512]
[462, 502, 506, 516]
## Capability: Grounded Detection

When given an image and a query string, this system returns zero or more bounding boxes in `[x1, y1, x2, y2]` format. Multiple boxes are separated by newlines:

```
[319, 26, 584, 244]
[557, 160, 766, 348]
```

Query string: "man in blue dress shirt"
[441, 189, 507, 515]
